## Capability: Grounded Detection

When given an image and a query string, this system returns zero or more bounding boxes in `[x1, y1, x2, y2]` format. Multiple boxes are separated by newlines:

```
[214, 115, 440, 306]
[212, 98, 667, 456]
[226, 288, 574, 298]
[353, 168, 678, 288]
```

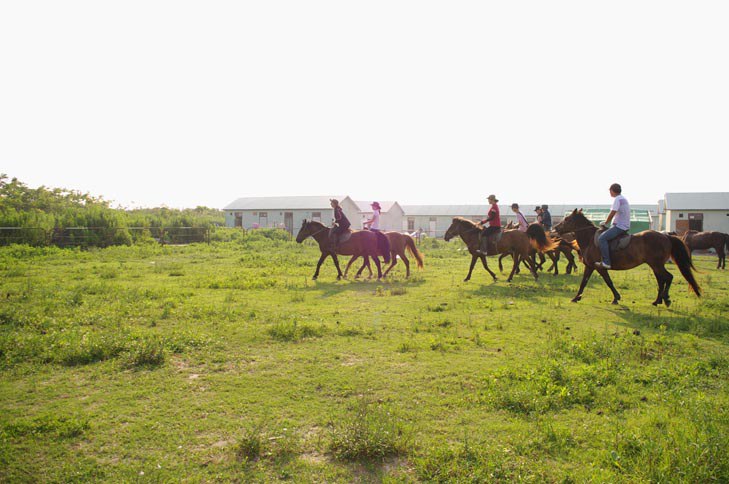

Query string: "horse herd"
[296, 210, 726, 306]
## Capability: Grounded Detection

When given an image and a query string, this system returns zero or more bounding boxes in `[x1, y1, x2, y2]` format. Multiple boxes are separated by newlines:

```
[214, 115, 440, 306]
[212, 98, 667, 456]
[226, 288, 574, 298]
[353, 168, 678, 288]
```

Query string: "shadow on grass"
[605, 306, 729, 344]
[304, 277, 427, 298]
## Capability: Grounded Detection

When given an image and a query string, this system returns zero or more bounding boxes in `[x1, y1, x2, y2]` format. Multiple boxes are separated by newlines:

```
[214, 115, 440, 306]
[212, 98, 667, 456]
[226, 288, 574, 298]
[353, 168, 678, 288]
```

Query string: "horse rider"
[511, 203, 528, 232]
[329, 198, 351, 250]
[477, 194, 501, 254]
[540, 204, 552, 231]
[595, 183, 630, 270]
[363, 201, 382, 232]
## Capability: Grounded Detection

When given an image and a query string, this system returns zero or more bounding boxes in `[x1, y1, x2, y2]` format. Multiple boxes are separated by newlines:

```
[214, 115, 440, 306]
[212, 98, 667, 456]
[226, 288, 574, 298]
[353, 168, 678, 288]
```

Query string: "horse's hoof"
[571, 296, 581, 303]
[611, 300, 619, 305]
[664, 299, 672, 308]
[652, 301, 660, 306]
[463, 278, 470, 282]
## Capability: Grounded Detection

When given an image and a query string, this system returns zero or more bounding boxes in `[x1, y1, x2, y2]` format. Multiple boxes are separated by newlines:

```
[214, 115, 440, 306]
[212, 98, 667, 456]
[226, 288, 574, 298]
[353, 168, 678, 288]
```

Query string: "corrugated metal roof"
[664, 192, 729, 210]
[223, 196, 346, 210]
[401, 205, 491, 216]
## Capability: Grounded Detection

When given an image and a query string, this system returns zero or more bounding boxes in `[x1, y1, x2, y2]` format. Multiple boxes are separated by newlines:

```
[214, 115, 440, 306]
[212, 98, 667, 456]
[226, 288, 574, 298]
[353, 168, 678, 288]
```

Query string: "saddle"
[595, 228, 631, 252]
[480, 230, 503, 256]
[338, 229, 353, 244]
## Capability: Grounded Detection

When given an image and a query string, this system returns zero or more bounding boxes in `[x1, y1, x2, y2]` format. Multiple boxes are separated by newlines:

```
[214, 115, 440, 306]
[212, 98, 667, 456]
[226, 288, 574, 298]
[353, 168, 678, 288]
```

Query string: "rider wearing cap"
[540, 204, 552, 231]
[477, 194, 501, 254]
[511, 203, 528, 232]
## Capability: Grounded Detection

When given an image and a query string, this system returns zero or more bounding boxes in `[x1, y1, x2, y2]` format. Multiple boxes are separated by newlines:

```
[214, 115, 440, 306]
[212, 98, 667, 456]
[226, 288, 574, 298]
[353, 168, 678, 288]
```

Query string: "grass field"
[1, 231, 728, 482]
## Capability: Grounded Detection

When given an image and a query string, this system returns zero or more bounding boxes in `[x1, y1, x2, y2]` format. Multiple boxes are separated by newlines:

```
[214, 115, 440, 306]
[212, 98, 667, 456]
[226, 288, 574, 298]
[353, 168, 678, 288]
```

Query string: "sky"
[1, 1, 728, 209]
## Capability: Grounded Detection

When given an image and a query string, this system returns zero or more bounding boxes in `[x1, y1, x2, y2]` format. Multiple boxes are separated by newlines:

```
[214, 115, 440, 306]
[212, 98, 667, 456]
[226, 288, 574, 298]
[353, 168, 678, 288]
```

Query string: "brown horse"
[345, 231, 425, 279]
[444, 218, 553, 282]
[543, 210, 700, 306]
[295, 220, 390, 280]
[503, 236, 579, 276]
[680, 230, 728, 269]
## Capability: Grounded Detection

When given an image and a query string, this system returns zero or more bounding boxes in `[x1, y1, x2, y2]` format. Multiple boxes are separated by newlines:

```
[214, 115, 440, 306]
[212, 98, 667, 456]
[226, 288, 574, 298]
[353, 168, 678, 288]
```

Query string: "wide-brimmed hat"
[371, 201, 382, 210]
[487, 194, 498, 202]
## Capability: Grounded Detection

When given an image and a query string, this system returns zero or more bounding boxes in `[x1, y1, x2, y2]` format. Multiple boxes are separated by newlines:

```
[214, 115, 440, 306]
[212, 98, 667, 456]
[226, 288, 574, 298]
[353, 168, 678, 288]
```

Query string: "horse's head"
[555, 209, 592, 234]
[295, 219, 310, 243]
[444, 217, 475, 241]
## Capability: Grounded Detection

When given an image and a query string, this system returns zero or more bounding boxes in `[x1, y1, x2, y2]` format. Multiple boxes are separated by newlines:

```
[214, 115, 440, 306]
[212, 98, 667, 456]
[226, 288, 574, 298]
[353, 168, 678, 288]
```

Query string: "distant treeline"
[0, 174, 225, 246]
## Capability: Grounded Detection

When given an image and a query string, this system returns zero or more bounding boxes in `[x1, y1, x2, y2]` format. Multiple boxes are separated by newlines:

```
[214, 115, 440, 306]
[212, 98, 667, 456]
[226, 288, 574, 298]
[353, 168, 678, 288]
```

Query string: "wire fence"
[0, 227, 210, 247]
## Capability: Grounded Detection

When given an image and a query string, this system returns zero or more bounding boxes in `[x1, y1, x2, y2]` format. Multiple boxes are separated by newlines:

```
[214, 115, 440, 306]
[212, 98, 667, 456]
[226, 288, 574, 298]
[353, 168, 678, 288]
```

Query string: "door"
[676, 219, 690, 234]
[234, 213, 243, 228]
[688, 213, 703, 232]
[429, 218, 437, 237]
[258, 212, 268, 228]
[284, 212, 294, 234]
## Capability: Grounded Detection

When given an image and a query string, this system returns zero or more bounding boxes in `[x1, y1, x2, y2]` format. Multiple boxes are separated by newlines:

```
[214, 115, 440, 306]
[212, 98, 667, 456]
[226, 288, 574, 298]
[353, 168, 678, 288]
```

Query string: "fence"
[0, 227, 210, 247]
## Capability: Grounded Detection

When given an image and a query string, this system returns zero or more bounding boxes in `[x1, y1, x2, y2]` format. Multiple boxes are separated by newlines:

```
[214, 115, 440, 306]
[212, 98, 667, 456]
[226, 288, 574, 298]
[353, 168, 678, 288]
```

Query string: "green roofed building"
[566, 209, 652, 234]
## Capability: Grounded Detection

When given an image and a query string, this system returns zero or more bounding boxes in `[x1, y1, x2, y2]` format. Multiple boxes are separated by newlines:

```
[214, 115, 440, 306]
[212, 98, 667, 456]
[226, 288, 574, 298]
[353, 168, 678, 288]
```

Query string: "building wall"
[666, 209, 729, 233]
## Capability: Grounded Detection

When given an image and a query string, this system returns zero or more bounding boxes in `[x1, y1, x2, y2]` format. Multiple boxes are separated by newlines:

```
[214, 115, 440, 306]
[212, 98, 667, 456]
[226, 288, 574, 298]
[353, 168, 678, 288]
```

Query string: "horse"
[344, 231, 424, 279]
[295, 220, 390, 280]
[502, 236, 579, 276]
[680, 230, 728, 269]
[444, 218, 554, 282]
[540, 209, 700, 306]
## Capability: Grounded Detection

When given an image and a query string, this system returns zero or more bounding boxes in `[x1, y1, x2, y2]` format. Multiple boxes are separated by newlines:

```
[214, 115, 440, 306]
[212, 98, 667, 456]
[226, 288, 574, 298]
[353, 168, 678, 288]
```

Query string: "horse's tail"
[526, 224, 558, 252]
[725, 233, 729, 254]
[670, 235, 701, 297]
[404, 234, 424, 269]
[377, 232, 391, 264]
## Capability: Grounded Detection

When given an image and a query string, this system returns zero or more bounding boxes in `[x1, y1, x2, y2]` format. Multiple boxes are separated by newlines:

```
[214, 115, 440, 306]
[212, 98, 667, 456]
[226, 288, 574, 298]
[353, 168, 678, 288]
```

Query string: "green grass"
[0, 236, 727, 482]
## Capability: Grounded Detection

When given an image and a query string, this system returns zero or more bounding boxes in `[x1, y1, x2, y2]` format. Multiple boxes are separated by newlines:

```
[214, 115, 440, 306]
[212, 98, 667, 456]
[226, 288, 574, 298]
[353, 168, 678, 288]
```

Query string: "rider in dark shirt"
[329, 199, 350, 250]
[477, 194, 501, 254]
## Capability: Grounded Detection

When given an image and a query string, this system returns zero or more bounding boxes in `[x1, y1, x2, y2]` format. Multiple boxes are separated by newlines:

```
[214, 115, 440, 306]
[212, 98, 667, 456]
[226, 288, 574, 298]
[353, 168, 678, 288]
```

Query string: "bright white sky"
[1, 1, 727, 209]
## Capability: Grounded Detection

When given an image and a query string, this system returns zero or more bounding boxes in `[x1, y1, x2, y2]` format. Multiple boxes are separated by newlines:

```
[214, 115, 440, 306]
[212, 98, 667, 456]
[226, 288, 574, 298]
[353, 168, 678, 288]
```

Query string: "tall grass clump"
[329, 398, 410, 461]
[268, 321, 325, 342]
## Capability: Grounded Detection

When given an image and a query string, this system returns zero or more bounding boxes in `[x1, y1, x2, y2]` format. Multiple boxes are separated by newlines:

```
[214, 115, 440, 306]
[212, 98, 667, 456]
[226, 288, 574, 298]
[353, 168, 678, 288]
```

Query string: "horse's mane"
[452, 216, 479, 228]
[306, 220, 327, 229]
[568, 211, 594, 227]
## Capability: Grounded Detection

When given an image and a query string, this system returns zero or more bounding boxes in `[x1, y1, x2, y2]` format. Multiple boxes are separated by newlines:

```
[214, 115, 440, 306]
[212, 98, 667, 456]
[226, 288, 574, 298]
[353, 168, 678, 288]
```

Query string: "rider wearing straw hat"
[477, 194, 501, 254]
[363, 201, 382, 232]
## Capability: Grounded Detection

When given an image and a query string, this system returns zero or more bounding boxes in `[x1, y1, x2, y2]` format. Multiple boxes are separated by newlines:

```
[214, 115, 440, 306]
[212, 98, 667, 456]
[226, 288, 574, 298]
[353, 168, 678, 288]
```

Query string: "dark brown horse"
[444, 218, 554, 282]
[542, 210, 700, 306]
[680, 230, 728, 269]
[345, 231, 425, 279]
[295, 220, 390, 280]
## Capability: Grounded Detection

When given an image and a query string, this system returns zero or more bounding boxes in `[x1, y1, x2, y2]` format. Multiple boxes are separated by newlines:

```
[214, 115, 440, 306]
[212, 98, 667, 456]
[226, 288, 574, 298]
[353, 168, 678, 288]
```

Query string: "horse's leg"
[498, 253, 508, 273]
[550, 251, 559, 276]
[372, 255, 383, 280]
[572, 266, 594, 302]
[383, 252, 397, 278]
[526, 253, 539, 281]
[356, 256, 369, 279]
[537, 252, 546, 271]
[649, 266, 666, 306]
[401, 253, 410, 278]
[313, 252, 329, 280]
[344, 256, 360, 279]
[659, 265, 673, 307]
[507, 252, 519, 282]
[564, 250, 576, 274]
[330, 253, 344, 280]
[595, 268, 621, 304]
[480, 255, 497, 281]
[465, 254, 478, 282]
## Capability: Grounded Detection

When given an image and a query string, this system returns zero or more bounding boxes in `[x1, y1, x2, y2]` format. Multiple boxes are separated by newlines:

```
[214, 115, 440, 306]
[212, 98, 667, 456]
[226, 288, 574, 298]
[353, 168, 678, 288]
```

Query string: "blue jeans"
[598, 226, 627, 266]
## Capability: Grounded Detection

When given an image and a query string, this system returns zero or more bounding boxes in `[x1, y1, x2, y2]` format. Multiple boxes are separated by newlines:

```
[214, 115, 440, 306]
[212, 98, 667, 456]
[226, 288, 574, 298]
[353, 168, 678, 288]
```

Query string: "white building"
[662, 192, 729, 233]
[223, 196, 360, 234]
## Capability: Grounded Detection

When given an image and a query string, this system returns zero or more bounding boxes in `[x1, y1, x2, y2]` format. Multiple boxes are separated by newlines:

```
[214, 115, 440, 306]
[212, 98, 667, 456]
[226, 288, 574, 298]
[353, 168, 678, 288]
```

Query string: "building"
[354, 201, 405, 231]
[662, 192, 729, 233]
[223, 196, 359, 234]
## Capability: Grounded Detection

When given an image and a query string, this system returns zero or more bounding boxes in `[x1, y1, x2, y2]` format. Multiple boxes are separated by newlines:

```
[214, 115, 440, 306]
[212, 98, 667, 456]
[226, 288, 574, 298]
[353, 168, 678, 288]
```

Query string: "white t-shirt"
[370, 210, 380, 230]
[611, 194, 631, 231]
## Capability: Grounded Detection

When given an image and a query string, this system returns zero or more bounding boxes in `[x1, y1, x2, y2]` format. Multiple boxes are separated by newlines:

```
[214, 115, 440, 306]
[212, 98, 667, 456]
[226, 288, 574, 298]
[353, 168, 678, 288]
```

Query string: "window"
[407, 218, 415, 232]
[258, 212, 268, 227]
[312, 212, 322, 222]
[678, 213, 683, 218]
